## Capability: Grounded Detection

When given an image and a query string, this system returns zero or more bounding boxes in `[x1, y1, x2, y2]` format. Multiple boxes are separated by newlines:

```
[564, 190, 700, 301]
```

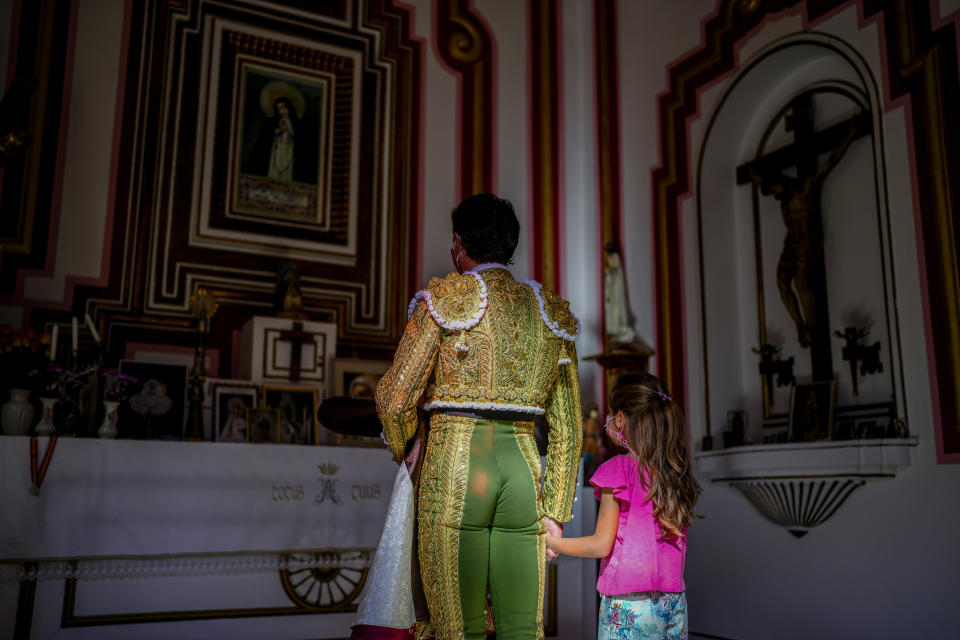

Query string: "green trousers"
[418, 415, 546, 640]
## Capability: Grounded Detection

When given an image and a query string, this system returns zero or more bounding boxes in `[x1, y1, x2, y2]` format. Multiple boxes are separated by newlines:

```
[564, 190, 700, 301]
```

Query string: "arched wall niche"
[693, 33, 906, 443]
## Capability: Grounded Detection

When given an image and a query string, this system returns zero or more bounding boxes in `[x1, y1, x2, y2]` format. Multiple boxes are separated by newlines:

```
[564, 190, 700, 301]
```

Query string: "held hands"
[544, 517, 563, 561]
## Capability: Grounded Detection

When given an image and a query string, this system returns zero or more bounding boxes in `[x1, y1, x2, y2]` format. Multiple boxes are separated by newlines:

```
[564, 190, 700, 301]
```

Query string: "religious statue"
[745, 112, 865, 348]
[603, 243, 636, 347]
[276, 263, 307, 319]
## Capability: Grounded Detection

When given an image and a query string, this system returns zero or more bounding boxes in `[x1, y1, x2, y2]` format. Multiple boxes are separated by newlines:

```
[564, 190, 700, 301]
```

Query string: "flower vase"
[34, 397, 58, 435]
[98, 401, 120, 439]
[1, 389, 35, 436]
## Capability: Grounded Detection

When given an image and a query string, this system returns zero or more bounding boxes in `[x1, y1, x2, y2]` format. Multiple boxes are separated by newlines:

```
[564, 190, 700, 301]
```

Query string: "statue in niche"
[276, 263, 307, 319]
[603, 243, 636, 347]
[745, 112, 865, 349]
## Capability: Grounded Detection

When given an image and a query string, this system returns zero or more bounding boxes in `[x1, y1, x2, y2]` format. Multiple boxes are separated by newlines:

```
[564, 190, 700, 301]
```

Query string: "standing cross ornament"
[736, 93, 871, 382]
[278, 322, 314, 383]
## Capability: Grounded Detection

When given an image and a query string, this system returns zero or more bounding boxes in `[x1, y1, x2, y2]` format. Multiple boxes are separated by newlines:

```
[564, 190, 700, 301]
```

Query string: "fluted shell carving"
[730, 478, 865, 537]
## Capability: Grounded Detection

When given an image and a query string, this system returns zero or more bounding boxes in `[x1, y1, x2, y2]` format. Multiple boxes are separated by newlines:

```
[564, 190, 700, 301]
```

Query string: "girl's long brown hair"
[610, 373, 701, 539]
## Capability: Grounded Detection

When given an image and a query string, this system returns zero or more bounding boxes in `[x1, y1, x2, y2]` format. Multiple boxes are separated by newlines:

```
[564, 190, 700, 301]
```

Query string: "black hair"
[451, 193, 520, 265]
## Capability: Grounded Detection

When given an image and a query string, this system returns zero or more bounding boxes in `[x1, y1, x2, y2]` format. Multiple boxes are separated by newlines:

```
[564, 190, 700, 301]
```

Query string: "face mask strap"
[605, 414, 638, 457]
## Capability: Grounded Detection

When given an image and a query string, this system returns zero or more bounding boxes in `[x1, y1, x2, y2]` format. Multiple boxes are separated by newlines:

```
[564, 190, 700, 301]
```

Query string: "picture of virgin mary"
[239, 73, 322, 187]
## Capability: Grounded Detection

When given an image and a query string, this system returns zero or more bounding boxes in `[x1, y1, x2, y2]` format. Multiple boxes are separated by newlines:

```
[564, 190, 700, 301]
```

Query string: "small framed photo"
[247, 408, 280, 444]
[788, 381, 837, 442]
[262, 384, 319, 445]
[118, 360, 189, 440]
[330, 359, 390, 447]
[214, 383, 259, 442]
[332, 358, 390, 398]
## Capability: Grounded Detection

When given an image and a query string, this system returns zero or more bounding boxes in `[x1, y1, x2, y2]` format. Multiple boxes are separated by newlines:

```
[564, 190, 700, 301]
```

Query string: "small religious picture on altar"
[262, 385, 319, 446]
[117, 361, 188, 440]
[214, 383, 258, 443]
[247, 408, 279, 444]
[330, 359, 389, 447]
[788, 381, 836, 442]
[333, 359, 390, 398]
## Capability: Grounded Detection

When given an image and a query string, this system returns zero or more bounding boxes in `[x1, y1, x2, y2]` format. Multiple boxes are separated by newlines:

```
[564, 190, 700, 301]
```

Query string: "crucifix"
[736, 93, 871, 382]
[278, 322, 314, 383]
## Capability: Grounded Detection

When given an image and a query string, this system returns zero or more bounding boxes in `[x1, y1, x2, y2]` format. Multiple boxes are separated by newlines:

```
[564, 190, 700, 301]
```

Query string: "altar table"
[0, 436, 597, 640]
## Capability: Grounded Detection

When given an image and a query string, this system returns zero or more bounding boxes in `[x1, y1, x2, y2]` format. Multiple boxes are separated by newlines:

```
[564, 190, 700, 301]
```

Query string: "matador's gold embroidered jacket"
[375, 267, 583, 522]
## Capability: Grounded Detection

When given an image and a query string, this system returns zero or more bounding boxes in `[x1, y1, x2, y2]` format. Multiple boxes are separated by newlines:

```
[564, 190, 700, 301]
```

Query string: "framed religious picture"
[330, 359, 390, 447]
[247, 408, 280, 444]
[261, 385, 319, 446]
[787, 381, 837, 442]
[117, 361, 189, 440]
[332, 358, 391, 398]
[213, 383, 259, 443]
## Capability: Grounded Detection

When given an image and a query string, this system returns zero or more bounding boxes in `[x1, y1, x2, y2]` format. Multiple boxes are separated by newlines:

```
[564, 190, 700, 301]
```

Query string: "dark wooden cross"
[736, 93, 871, 382]
[278, 322, 313, 382]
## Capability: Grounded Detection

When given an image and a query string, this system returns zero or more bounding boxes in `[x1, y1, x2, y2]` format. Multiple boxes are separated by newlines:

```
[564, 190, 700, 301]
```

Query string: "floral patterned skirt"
[598, 591, 687, 640]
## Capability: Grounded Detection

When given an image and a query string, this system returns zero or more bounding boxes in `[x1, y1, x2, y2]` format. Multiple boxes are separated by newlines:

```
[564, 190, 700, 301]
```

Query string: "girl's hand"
[545, 534, 557, 551]
[545, 534, 560, 561]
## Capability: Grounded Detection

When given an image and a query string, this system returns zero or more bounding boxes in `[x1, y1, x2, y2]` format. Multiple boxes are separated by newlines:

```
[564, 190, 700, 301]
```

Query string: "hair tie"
[657, 391, 672, 402]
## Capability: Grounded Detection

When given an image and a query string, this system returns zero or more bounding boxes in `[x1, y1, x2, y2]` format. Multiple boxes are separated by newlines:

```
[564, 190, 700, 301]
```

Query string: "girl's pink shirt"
[589, 454, 687, 596]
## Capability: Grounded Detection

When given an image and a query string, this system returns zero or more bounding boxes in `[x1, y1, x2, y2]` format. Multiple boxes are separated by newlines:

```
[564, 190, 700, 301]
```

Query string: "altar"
[0, 437, 598, 639]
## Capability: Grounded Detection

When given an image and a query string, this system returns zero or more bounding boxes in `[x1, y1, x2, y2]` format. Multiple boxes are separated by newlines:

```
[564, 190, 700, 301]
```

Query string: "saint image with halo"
[259, 80, 306, 183]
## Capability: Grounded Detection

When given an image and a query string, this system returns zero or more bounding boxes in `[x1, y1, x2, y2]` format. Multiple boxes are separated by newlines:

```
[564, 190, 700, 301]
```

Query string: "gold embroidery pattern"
[539, 286, 579, 337]
[427, 270, 569, 410]
[382, 268, 582, 513]
[428, 272, 486, 323]
[417, 414, 474, 640]
[375, 303, 441, 462]
[514, 424, 546, 639]
[543, 342, 583, 522]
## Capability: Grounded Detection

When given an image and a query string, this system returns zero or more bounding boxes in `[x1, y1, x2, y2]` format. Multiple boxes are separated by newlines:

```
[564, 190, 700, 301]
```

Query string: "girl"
[546, 373, 701, 640]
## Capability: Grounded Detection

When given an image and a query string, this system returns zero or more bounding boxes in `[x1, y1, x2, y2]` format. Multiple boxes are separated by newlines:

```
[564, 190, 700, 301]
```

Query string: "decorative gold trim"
[416, 413, 474, 638]
[514, 425, 546, 638]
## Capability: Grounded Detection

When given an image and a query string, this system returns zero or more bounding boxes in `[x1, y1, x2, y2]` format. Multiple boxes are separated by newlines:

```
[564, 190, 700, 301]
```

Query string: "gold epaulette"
[407, 271, 489, 330]
[522, 279, 581, 342]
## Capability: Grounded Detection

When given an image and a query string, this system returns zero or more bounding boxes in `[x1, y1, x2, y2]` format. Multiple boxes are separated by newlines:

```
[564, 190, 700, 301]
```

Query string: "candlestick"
[49, 325, 59, 362]
[85, 313, 101, 344]
[71, 317, 79, 351]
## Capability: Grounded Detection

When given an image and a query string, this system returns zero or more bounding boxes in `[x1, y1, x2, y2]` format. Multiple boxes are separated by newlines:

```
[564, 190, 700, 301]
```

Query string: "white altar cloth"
[0, 436, 397, 560]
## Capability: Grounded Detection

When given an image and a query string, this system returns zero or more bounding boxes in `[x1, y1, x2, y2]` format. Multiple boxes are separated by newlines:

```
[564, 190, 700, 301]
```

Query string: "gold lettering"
[350, 484, 382, 500]
[272, 484, 305, 501]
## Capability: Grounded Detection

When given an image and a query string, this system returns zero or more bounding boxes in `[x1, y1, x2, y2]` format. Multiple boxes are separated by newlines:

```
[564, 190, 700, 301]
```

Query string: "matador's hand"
[404, 436, 422, 477]
[545, 517, 562, 561]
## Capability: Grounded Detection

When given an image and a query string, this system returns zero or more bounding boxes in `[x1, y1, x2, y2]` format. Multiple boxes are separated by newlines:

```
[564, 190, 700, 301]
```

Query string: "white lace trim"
[424, 399, 546, 416]
[407, 272, 489, 330]
[521, 279, 582, 341]
[466, 263, 508, 274]
[558, 357, 572, 365]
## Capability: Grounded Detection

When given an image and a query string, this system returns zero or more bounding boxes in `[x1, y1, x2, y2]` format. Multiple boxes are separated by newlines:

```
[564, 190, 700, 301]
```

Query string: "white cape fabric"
[352, 464, 417, 629]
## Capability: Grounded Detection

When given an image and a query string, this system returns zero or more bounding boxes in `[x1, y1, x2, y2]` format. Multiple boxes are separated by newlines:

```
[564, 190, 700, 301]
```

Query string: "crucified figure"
[747, 114, 864, 347]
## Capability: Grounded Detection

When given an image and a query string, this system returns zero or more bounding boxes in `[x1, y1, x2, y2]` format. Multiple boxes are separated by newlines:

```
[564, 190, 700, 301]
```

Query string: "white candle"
[71, 317, 79, 352]
[85, 313, 101, 344]
[49, 325, 59, 362]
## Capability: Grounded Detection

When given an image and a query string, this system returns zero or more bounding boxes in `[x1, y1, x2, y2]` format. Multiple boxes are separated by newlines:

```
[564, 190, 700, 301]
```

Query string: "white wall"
[660, 5, 960, 639]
